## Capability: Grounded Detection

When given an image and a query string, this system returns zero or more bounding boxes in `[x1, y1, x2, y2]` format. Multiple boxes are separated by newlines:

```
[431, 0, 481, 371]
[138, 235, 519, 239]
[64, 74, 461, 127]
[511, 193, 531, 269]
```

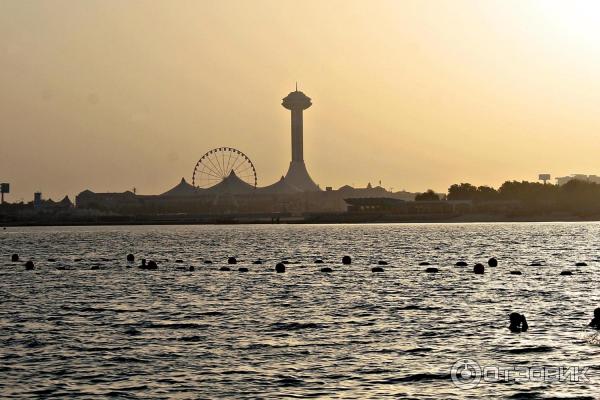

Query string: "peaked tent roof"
[257, 176, 304, 194]
[205, 171, 256, 195]
[160, 177, 200, 197]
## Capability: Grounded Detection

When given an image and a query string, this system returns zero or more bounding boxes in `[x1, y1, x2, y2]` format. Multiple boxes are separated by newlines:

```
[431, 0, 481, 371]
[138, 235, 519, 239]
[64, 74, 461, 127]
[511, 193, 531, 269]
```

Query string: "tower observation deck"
[281, 88, 320, 191]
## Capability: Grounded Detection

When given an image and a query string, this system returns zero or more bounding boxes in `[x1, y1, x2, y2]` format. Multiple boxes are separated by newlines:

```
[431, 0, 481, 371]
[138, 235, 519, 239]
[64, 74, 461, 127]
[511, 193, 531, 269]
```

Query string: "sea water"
[1, 223, 599, 399]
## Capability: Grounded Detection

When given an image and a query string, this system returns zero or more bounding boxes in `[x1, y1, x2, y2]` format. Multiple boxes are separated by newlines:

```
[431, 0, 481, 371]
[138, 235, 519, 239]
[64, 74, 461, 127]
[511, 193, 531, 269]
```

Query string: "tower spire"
[295, 82, 298, 91]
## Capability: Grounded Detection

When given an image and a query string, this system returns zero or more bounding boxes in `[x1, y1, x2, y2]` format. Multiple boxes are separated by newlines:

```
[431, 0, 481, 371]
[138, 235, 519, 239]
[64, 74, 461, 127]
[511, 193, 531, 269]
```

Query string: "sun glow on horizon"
[536, 0, 600, 46]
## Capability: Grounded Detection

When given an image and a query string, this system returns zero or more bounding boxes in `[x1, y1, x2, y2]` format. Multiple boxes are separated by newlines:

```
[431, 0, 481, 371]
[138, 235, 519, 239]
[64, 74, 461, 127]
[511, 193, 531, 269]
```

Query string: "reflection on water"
[1, 223, 599, 398]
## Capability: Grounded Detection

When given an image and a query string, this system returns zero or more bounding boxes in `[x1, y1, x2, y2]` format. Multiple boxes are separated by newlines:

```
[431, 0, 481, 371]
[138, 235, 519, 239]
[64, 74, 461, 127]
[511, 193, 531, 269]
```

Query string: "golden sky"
[2, 0, 600, 201]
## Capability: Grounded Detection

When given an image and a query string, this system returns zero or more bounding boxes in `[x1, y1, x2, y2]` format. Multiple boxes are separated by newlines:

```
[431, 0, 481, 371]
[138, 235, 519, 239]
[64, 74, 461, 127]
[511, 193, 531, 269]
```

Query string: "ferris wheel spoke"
[200, 174, 221, 181]
[214, 154, 227, 176]
[199, 159, 221, 178]
[199, 165, 222, 179]
[235, 164, 254, 175]
[240, 175, 257, 183]
[199, 176, 222, 185]
[215, 152, 225, 176]
[228, 153, 242, 172]
[202, 171, 222, 179]
[224, 150, 234, 174]
[230, 155, 247, 173]
[207, 155, 225, 177]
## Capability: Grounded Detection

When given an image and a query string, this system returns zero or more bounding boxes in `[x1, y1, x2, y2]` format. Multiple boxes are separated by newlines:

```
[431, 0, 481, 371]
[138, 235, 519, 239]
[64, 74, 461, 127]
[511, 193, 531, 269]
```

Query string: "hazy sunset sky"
[2, 0, 600, 201]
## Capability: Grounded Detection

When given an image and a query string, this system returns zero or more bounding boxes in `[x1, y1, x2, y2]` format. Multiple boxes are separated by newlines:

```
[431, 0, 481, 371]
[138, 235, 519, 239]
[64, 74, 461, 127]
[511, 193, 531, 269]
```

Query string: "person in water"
[509, 312, 528, 332]
[589, 308, 600, 329]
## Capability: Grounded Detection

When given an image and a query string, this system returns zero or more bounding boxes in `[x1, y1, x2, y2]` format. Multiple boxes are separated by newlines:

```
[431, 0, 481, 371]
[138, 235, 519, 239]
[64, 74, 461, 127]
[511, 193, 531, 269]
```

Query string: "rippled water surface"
[1, 223, 600, 399]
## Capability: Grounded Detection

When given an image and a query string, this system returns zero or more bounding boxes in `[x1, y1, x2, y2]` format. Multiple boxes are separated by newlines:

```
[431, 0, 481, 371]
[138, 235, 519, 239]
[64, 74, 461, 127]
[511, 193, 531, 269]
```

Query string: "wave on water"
[270, 322, 323, 331]
[500, 345, 555, 354]
[394, 305, 441, 311]
[138, 322, 209, 329]
[373, 372, 452, 384]
[199, 311, 224, 316]
[60, 305, 147, 313]
[583, 331, 600, 345]
[275, 376, 305, 387]
[177, 335, 204, 342]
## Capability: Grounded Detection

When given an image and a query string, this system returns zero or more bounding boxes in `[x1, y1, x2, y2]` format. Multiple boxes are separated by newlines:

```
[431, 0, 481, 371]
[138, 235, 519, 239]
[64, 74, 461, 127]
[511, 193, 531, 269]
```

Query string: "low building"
[556, 174, 600, 185]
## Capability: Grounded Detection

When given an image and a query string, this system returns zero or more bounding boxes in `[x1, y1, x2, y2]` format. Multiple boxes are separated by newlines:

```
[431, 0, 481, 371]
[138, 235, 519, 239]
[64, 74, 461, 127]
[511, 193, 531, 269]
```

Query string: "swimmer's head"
[509, 312, 521, 325]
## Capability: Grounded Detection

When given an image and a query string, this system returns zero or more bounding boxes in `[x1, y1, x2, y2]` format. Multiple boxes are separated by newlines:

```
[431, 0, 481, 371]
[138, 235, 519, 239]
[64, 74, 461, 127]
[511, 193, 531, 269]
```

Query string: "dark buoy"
[275, 263, 286, 273]
[371, 266, 384, 272]
[488, 257, 498, 267]
[238, 267, 249, 272]
[189, 266, 195, 272]
[126, 254, 135, 262]
[175, 259, 183, 263]
[378, 260, 389, 265]
[25, 261, 34, 270]
[91, 265, 99, 270]
[419, 261, 430, 266]
[560, 270, 573, 276]
[575, 262, 587, 266]
[219, 266, 231, 271]
[455, 261, 468, 267]
[138, 259, 157, 270]
[510, 271, 522, 275]
[320, 267, 333, 273]
[204, 260, 213, 264]
[11, 254, 19, 262]
[228, 257, 237, 265]
[425, 267, 439, 273]
[48, 258, 56, 262]
[253, 260, 263, 265]
[342, 256, 351, 265]
[315, 259, 324, 264]
[473, 264, 485, 274]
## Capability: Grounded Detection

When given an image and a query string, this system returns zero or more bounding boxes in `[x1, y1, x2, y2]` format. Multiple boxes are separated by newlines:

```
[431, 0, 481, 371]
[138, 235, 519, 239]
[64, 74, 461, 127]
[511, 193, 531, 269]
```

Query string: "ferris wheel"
[192, 147, 257, 189]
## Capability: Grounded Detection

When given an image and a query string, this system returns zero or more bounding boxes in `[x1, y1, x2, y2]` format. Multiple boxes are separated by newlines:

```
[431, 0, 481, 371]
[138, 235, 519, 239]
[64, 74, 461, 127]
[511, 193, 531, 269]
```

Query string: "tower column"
[291, 108, 304, 162]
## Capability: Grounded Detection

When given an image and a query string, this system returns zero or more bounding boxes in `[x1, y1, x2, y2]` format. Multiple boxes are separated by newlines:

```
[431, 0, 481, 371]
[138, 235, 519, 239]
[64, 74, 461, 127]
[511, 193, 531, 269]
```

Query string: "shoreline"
[3, 213, 600, 227]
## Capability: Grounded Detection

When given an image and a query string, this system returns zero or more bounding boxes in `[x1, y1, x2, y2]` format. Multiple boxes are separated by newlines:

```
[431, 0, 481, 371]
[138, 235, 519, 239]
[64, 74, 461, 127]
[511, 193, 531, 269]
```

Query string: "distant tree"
[557, 179, 600, 212]
[498, 180, 557, 203]
[415, 189, 440, 201]
[475, 186, 499, 202]
[447, 183, 478, 200]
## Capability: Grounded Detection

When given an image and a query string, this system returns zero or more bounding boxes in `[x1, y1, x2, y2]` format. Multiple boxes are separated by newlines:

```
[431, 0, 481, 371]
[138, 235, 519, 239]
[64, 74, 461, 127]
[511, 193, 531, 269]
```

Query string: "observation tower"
[281, 87, 320, 191]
